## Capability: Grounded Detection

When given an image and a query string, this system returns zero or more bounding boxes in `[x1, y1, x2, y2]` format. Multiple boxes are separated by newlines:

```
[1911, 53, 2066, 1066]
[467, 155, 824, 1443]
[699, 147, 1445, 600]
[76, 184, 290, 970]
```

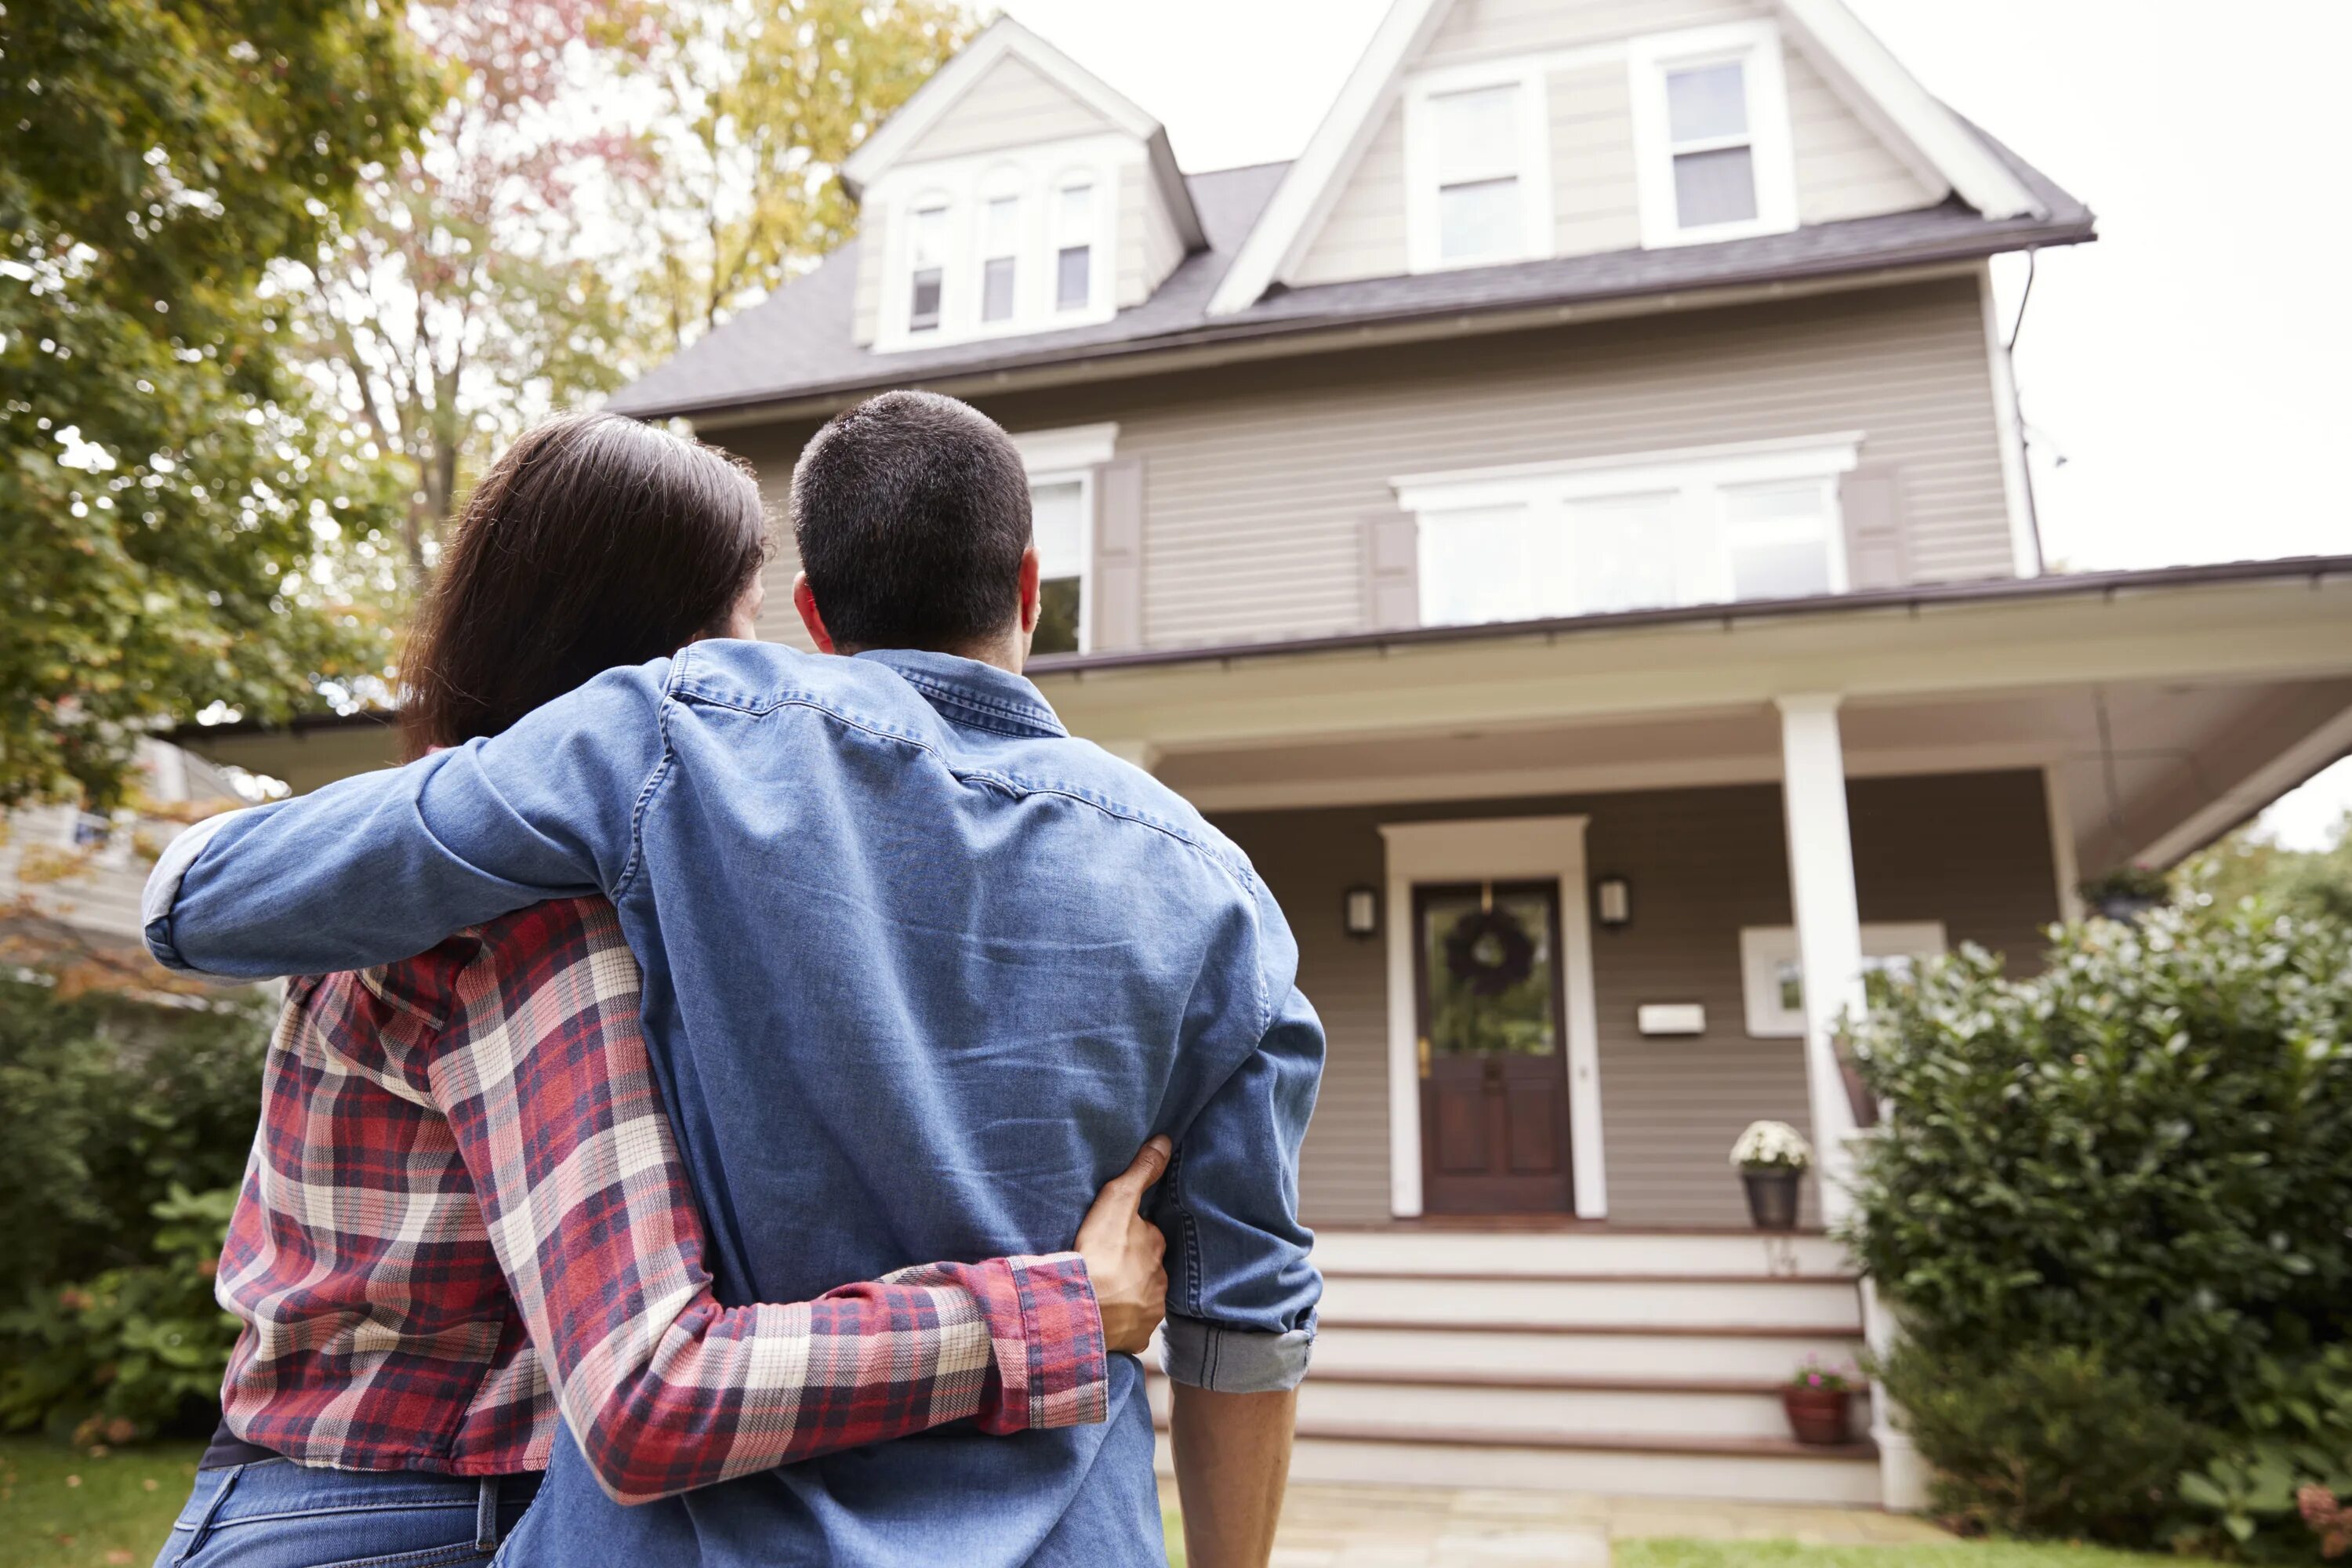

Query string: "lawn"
[0, 1439, 201, 1568]
[1617, 1541, 2227, 1568]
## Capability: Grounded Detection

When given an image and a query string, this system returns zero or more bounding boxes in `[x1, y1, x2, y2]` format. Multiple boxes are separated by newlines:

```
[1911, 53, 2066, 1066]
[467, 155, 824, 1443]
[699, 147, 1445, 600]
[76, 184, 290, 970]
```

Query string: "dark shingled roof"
[610, 131, 2090, 423]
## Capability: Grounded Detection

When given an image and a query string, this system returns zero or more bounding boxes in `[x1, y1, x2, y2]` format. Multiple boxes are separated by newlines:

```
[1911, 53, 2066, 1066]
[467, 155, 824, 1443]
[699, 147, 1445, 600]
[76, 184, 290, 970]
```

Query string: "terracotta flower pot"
[1740, 1167, 1801, 1231]
[1782, 1384, 1853, 1446]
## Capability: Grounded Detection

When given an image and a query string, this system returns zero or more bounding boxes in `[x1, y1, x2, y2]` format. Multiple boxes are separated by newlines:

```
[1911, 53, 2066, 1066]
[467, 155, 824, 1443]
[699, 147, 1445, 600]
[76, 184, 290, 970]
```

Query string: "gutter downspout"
[2005, 248, 2047, 574]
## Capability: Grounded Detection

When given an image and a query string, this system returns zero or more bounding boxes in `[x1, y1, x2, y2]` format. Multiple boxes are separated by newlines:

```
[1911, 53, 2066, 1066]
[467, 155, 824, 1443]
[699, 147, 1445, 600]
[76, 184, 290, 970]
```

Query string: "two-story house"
[178, 0, 2352, 1512]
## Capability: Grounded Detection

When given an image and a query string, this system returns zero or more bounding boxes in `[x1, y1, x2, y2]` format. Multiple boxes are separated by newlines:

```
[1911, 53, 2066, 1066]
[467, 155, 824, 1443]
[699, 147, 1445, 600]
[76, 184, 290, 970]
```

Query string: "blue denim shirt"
[144, 644, 1323, 1567]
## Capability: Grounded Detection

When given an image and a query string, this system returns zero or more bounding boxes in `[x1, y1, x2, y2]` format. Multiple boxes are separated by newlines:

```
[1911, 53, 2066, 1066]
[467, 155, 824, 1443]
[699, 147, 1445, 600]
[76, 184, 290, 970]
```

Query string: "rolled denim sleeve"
[1155, 962, 1325, 1395]
[143, 664, 670, 978]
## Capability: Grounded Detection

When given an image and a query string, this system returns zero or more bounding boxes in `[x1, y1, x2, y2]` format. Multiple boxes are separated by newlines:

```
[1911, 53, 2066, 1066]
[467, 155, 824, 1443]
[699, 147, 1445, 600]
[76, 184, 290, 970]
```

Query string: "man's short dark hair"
[789, 390, 1032, 653]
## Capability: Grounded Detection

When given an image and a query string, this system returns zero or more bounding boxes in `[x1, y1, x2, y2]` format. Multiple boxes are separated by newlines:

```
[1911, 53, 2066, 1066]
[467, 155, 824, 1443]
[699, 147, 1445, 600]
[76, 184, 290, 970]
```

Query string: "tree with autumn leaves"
[3, 0, 971, 809]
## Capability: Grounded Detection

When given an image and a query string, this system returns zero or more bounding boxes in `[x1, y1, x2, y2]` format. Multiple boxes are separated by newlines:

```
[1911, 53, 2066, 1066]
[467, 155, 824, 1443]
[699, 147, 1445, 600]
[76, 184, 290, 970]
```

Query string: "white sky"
[999, 0, 2352, 848]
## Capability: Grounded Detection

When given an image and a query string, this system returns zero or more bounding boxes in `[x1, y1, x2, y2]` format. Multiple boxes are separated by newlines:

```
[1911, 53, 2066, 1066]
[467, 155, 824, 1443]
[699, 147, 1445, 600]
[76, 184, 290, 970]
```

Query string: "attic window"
[1404, 67, 1551, 274]
[1628, 20, 1798, 249]
[982, 196, 1020, 323]
[1055, 183, 1094, 311]
[909, 205, 949, 331]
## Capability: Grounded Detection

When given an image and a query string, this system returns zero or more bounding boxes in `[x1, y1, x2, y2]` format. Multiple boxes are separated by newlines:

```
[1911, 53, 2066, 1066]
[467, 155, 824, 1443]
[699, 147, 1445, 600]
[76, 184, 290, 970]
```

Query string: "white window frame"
[1627, 20, 1798, 249]
[872, 135, 1127, 352]
[1403, 63, 1554, 274]
[1392, 433, 1860, 628]
[1739, 920, 1948, 1039]
[1008, 422, 1116, 656]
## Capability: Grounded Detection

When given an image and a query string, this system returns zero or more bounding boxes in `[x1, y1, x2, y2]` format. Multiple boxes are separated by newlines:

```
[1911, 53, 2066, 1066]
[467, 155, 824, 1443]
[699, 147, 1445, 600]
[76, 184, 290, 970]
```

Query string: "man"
[143, 390, 1323, 1567]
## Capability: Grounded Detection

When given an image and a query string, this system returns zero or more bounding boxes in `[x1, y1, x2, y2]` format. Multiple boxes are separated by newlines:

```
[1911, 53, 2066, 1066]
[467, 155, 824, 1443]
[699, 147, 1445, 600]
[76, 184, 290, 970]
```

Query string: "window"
[1054, 183, 1093, 312]
[1740, 923, 1948, 1038]
[1029, 475, 1089, 655]
[1628, 22, 1796, 249]
[1664, 60, 1757, 228]
[908, 205, 948, 332]
[1395, 436, 1858, 630]
[1432, 85, 1523, 263]
[1406, 71, 1548, 272]
[980, 196, 1019, 322]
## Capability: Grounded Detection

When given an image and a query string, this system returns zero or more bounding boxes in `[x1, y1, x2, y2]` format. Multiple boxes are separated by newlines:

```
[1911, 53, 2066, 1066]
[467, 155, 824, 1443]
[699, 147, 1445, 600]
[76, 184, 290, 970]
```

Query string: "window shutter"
[1091, 457, 1145, 651]
[1363, 512, 1421, 630]
[1839, 466, 1907, 591]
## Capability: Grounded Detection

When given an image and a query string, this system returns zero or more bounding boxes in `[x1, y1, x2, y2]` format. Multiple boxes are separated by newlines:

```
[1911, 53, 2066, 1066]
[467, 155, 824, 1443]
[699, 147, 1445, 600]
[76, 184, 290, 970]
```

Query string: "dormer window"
[1629, 21, 1797, 249]
[981, 195, 1020, 323]
[1403, 67, 1551, 273]
[1054, 183, 1094, 311]
[908, 204, 949, 332]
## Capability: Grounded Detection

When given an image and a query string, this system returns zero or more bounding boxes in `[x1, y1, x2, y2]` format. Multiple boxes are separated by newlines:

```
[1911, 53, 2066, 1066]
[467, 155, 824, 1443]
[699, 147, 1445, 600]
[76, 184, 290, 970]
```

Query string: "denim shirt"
[143, 644, 1323, 1567]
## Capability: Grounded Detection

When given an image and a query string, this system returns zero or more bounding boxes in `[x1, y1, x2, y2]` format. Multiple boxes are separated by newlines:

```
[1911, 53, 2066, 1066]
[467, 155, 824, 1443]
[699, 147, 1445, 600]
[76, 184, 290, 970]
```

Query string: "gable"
[1287, 0, 1936, 289]
[899, 53, 1122, 165]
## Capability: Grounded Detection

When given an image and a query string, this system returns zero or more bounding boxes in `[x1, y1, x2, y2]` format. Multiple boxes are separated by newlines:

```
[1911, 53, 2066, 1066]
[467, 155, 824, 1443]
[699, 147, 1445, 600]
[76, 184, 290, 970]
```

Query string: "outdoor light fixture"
[1343, 885, 1380, 938]
[1595, 875, 1632, 930]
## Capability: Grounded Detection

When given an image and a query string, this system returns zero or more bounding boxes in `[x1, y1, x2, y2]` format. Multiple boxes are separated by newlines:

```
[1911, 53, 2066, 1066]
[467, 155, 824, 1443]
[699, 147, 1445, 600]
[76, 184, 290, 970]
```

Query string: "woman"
[154, 414, 1167, 1568]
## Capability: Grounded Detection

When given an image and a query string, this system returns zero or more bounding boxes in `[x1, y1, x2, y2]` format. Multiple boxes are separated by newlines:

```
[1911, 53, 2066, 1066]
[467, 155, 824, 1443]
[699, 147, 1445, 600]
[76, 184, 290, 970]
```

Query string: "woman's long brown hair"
[399, 413, 770, 760]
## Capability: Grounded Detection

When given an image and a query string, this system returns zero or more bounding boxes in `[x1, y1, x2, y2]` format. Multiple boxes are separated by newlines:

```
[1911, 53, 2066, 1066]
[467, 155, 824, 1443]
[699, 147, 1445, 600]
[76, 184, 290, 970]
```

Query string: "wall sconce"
[1594, 874, 1632, 931]
[1343, 885, 1380, 938]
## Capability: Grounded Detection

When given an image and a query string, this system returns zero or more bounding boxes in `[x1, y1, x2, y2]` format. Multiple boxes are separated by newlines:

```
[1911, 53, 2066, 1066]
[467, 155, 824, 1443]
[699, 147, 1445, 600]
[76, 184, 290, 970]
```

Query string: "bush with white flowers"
[1730, 1119, 1813, 1172]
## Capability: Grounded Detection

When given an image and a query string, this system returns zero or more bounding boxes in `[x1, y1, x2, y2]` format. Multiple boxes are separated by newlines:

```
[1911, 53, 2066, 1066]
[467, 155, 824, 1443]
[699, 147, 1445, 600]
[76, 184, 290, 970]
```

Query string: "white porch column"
[1777, 693, 1926, 1512]
[1774, 693, 1864, 1221]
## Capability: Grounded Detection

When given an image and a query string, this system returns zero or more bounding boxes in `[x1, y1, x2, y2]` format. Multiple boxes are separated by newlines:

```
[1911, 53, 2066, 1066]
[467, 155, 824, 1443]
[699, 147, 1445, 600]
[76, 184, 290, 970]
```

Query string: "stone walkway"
[1167, 1483, 1948, 1566]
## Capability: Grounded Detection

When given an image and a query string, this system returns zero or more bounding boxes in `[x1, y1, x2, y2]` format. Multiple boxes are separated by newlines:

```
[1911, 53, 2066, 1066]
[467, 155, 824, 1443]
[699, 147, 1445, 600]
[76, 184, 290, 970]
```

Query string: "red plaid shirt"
[215, 897, 1107, 1502]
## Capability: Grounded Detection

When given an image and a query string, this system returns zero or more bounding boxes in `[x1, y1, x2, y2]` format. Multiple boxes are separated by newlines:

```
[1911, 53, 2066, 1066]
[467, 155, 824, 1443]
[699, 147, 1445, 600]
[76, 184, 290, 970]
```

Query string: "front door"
[1414, 880, 1574, 1214]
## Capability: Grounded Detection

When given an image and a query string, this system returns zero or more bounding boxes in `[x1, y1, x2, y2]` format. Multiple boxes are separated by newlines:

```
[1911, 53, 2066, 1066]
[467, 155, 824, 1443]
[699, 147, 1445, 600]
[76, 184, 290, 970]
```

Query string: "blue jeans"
[153, 1460, 542, 1568]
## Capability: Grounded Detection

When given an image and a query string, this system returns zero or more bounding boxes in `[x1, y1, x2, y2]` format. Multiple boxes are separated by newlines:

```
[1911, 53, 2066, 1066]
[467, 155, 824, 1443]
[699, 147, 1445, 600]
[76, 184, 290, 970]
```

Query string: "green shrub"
[1847, 901, 2352, 1425]
[0, 975, 267, 1290]
[2175, 1345, 2352, 1560]
[1879, 1341, 2196, 1541]
[1846, 897, 2352, 1548]
[0, 1185, 242, 1442]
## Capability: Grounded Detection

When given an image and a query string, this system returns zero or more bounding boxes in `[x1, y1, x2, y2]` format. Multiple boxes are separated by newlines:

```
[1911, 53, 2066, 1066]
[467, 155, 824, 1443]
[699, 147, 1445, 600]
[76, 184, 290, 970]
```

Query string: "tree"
[2183, 809, 2352, 924]
[628, 0, 975, 354]
[283, 0, 661, 586]
[0, 0, 424, 808]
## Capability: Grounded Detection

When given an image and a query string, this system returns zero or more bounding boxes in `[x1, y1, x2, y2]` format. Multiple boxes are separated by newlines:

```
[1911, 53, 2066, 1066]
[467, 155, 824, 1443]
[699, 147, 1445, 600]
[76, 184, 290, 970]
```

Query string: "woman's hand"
[1076, 1137, 1173, 1355]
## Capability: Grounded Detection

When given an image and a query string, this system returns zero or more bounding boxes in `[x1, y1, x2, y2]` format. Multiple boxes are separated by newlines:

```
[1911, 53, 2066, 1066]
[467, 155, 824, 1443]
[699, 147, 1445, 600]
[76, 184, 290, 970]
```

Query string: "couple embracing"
[141, 391, 1324, 1567]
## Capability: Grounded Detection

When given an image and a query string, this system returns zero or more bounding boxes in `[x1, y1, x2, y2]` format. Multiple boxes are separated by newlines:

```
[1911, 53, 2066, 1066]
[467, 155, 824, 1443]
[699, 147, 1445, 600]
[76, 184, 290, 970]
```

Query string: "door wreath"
[1442, 905, 1535, 996]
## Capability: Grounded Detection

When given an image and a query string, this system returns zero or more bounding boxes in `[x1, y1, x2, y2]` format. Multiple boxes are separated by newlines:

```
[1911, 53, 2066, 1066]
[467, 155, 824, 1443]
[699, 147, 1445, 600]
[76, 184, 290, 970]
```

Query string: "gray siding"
[1549, 61, 1639, 259]
[898, 53, 1116, 164]
[1785, 47, 1933, 224]
[1289, 99, 1408, 288]
[1214, 769, 2061, 1228]
[1116, 160, 1185, 309]
[1421, 0, 1755, 65]
[926, 278, 2013, 649]
[851, 213, 887, 347]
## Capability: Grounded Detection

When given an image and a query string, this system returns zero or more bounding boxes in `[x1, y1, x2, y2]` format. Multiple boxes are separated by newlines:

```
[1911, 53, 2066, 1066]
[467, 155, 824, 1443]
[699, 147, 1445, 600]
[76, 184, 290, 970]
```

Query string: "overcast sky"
[998, 0, 2352, 846]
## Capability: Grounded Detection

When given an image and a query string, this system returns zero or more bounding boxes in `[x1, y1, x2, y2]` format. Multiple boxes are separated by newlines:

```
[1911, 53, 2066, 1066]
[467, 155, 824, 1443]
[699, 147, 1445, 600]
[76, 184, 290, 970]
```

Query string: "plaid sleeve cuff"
[971, 1253, 1108, 1433]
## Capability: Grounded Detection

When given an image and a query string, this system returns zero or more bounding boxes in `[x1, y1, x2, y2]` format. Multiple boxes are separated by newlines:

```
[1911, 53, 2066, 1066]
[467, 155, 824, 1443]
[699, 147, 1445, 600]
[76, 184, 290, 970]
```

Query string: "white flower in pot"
[1730, 1120, 1812, 1230]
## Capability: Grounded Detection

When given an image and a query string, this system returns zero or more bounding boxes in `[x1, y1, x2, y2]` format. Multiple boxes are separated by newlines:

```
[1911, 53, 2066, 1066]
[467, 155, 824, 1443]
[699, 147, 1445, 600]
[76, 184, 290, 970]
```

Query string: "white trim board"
[1376, 816, 1607, 1221]
[1979, 262, 2042, 578]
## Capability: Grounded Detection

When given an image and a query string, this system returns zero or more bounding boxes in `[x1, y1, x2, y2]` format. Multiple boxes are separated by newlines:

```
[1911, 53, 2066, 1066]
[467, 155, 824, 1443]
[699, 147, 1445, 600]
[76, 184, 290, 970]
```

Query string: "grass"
[0, 1438, 203, 1568]
[1616, 1541, 2227, 1568]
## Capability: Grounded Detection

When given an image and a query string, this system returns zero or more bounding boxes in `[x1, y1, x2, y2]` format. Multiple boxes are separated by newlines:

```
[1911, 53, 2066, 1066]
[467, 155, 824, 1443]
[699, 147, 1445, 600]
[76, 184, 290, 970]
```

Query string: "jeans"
[152, 1460, 541, 1568]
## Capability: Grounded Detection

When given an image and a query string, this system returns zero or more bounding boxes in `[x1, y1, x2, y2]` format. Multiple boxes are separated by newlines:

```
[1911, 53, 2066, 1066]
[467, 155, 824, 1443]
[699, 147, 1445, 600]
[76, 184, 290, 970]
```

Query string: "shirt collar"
[855, 648, 1069, 740]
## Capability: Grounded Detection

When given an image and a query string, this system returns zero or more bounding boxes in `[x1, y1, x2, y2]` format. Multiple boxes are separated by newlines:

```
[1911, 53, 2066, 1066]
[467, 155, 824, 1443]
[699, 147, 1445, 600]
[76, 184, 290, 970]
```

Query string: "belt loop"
[476, 1476, 499, 1552]
[176, 1465, 246, 1566]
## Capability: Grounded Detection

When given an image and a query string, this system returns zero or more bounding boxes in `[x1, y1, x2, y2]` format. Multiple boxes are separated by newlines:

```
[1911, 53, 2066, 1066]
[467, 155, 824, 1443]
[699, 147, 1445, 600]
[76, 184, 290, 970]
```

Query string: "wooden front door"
[1414, 880, 1574, 1215]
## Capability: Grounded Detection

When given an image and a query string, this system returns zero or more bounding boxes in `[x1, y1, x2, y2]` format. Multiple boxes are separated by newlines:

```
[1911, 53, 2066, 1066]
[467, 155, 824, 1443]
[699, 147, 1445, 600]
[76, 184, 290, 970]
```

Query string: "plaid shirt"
[215, 896, 1107, 1503]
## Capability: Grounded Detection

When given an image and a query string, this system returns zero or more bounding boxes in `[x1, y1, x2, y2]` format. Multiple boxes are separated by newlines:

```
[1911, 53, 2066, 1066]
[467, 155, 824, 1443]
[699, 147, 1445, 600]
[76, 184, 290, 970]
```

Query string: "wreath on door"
[1443, 904, 1536, 996]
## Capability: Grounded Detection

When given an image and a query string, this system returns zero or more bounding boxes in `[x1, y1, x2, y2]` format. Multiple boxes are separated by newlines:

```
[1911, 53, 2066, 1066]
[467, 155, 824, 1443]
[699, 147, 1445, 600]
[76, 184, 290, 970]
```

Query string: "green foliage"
[0, 1186, 241, 1443]
[2184, 815, 2352, 927]
[2174, 1346, 2352, 1559]
[1846, 898, 2352, 1552]
[1, 0, 426, 807]
[1877, 1342, 2197, 1542]
[0, 975, 267, 1290]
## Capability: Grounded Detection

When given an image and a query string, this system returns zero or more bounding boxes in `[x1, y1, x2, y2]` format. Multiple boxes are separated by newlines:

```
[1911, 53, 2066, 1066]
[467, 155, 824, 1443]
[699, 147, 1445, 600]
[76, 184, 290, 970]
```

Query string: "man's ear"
[792, 572, 838, 655]
[1018, 546, 1042, 636]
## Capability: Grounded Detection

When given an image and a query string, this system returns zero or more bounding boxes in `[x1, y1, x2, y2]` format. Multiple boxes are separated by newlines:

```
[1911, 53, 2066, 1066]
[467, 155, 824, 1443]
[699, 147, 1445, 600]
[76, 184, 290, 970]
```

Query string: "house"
[177, 0, 2352, 1511]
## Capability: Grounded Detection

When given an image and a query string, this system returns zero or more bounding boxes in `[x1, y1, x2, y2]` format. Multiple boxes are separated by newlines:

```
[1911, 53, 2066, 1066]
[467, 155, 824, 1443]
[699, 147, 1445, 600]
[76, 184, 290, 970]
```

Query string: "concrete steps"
[1154, 1229, 1881, 1507]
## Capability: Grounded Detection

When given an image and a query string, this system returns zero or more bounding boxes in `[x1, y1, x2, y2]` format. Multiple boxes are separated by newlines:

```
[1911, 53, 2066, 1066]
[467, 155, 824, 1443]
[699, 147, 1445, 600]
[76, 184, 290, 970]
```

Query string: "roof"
[609, 130, 2091, 423]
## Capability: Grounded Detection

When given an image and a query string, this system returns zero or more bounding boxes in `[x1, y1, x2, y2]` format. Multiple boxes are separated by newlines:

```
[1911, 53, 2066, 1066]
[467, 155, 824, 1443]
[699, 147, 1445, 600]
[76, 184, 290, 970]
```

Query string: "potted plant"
[2078, 863, 2169, 921]
[1782, 1357, 1856, 1446]
[1730, 1120, 1811, 1231]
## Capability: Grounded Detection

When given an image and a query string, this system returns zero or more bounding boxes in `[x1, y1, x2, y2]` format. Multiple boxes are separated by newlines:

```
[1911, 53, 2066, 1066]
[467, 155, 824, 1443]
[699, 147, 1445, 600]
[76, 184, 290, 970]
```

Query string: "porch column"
[1097, 739, 1162, 773]
[1773, 693, 1864, 1225]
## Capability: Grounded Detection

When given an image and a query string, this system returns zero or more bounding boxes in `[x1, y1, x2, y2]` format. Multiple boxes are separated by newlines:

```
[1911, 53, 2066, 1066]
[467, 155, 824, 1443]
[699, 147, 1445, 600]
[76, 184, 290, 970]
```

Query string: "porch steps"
[1151, 1228, 1880, 1506]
